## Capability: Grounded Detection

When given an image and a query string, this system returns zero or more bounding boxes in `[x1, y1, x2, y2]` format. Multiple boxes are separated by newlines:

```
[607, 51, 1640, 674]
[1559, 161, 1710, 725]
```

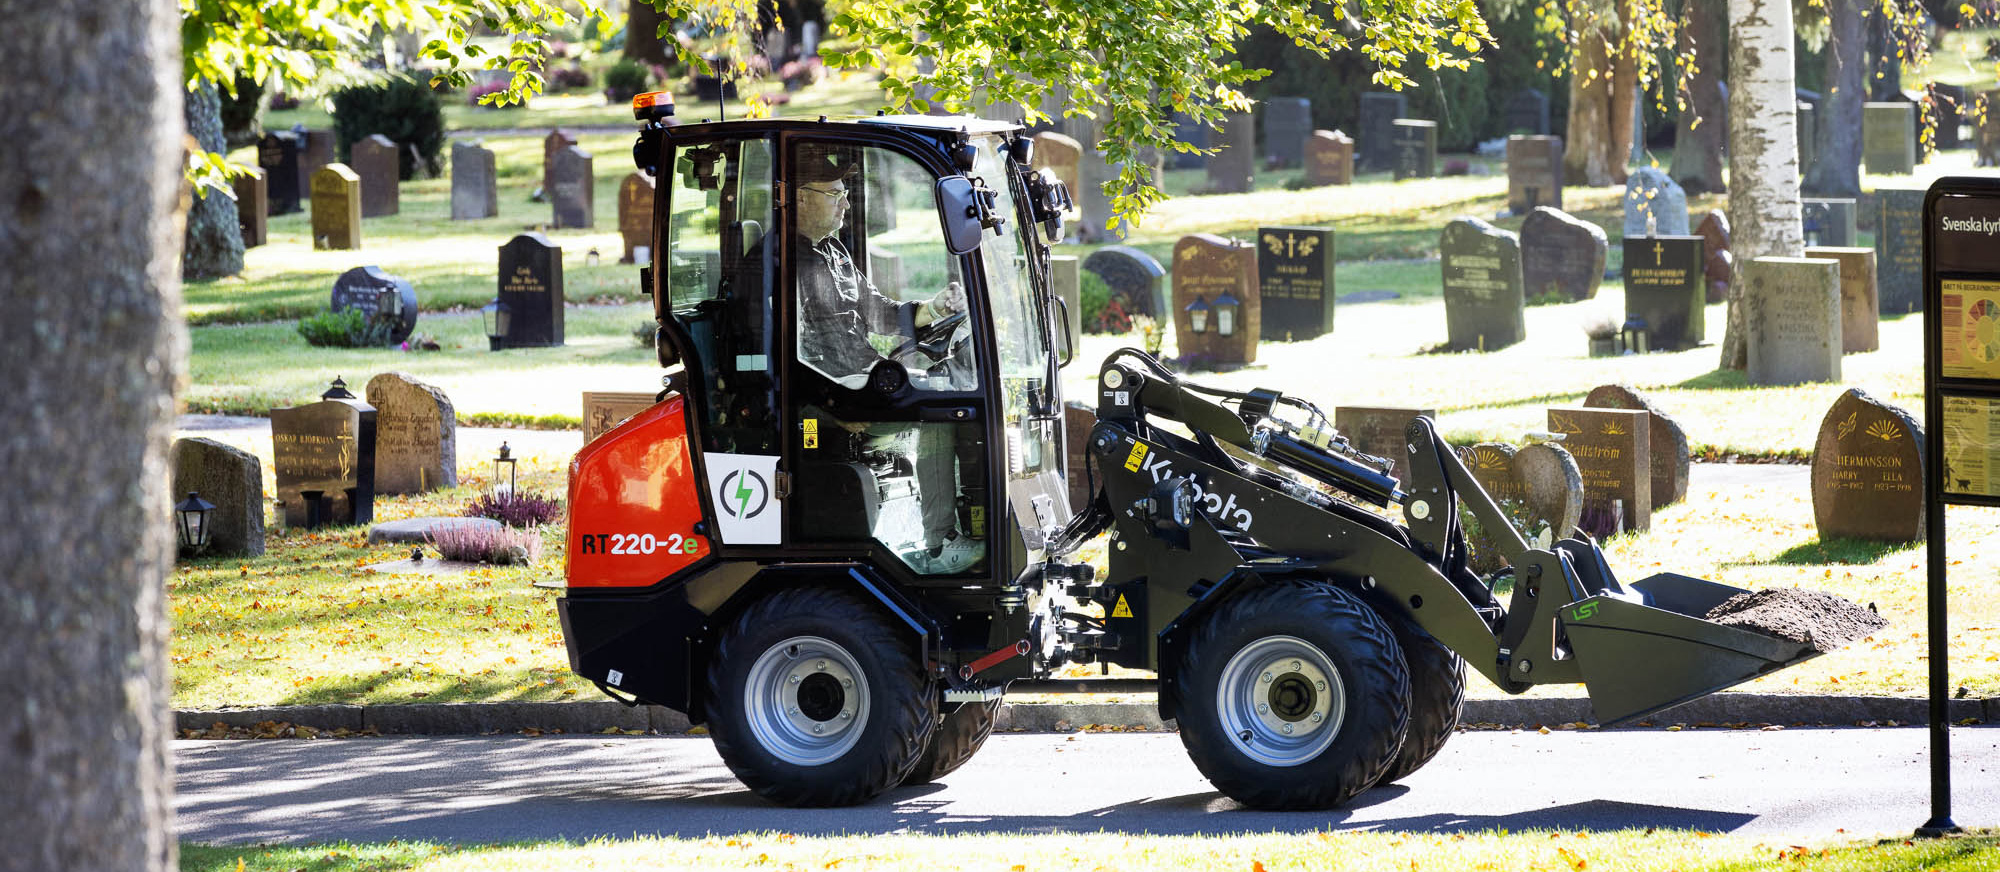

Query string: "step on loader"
[556, 94, 1884, 810]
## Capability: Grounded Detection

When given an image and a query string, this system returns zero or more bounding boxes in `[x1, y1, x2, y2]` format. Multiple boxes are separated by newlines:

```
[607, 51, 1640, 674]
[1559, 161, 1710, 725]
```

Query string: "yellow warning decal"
[803, 418, 819, 450]
[1123, 441, 1148, 472]
[1111, 595, 1134, 619]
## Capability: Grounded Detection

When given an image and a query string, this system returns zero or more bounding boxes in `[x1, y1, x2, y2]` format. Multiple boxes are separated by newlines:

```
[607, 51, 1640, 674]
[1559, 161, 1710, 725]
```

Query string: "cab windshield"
[965, 138, 1051, 388]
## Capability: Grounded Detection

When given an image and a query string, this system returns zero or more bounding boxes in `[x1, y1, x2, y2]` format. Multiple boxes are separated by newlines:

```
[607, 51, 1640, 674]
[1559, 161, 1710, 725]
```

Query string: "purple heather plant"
[427, 521, 543, 565]
[464, 491, 564, 528]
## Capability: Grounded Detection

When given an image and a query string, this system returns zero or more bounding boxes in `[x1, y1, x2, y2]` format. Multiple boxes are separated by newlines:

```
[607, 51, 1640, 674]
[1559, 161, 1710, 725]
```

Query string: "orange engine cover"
[566, 396, 710, 588]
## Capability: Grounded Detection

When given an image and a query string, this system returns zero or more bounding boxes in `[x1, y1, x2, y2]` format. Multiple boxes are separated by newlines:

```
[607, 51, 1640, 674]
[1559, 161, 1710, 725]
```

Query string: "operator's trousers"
[857, 421, 957, 545]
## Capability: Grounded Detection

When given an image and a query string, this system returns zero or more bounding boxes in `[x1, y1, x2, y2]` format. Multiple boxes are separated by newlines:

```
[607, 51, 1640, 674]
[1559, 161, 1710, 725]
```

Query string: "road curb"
[176, 695, 1990, 737]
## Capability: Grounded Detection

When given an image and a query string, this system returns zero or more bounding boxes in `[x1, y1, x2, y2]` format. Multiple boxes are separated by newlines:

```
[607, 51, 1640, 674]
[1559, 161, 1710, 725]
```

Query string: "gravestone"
[1979, 90, 2000, 167]
[256, 131, 302, 214]
[1169, 112, 1209, 169]
[1519, 207, 1606, 302]
[270, 379, 377, 529]
[1064, 402, 1099, 511]
[298, 129, 336, 201]
[451, 140, 498, 220]
[1506, 136, 1563, 214]
[550, 146, 595, 229]
[1621, 236, 1706, 350]
[1031, 132, 1083, 208]
[1876, 187, 1925, 314]
[309, 163, 362, 250]
[1357, 92, 1408, 171]
[1256, 226, 1336, 341]
[1622, 167, 1689, 238]
[1863, 102, 1917, 175]
[330, 266, 419, 344]
[351, 133, 400, 217]
[1171, 234, 1259, 365]
[1506, 88, 1551, 135]
[1696, 210, 1732, 304]
[366, 373, 457, 494]
[1582, 384, 1690, 509]
[1458, 442, 1584, 571]
[1261, 97, 1313, 168]
[1804, 246, 1880, 354]
[1082, 246, 1167, 322]
[496, 232, 565, 348]
[1548, 407, 1651, 534]
[170, 437, 265, 557]
[1744, 256, 1843, 386]
[1797, 101, 1817, 172]
[1334, 407, 1435, 489]
[1050, 255, 1082, 346]
[1303, 130, 1354, 186]
[232, 166, 267, 248]
[1205, 112, 1255, 194]
[583, 391, 661, 443]
[1811, 388, 1925, 542]
[1392, 120, 1437, 180]
[1439, 217, 1526, 352]
[542, 129, 577, 194]
[1800, 198, 1857, 247]
[618, 172, 656, 264]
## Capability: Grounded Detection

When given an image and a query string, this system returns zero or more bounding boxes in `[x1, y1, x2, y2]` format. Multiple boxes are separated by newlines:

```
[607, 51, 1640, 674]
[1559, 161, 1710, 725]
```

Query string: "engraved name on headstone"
[329, 266, 419, 344]
[1440, 217, 1526, 351]
[1876, 187, 1924, 314]
[1621, 235, 1706, 351]
[1583, 384, 1691, 509]
[271, 380, 377, 529]
[1548, 407, 1651, 534]
[309, 163, 362, 250]
[366, 373, 457, 494]
[1744, 256, 1843, 386]
[1172, 234, 1260, 365]
[1303, 130, 1354, 186]
[1812, 388, 1925, 542]
[1334, 407, 1435, 489]
[1256, 226, 1335, 341]
[496, 232, 565, 348]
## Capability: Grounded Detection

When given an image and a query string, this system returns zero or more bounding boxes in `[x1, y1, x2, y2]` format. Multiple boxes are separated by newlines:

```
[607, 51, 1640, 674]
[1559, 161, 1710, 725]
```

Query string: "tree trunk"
[184, 80, 245, 281]
[1670, 0, 1728, 194]
[1803, 0, 1866, 196]
[1719, 0, 1806, 369]
[0, 1, 184, 869]
[626, 0, 671, 66]
[1563, 25, 1634, 187]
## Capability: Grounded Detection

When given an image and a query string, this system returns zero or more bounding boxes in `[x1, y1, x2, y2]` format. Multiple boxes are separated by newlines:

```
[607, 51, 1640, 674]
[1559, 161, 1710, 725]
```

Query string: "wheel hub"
[745, 637, 869, 766]
[1217, 636, 1346, 767]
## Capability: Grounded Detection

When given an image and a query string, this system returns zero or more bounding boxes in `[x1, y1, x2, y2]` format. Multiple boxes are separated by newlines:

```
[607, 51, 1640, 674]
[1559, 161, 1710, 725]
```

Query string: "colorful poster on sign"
[1944, 395, 2000, 499]
[1941, 280, 2000, 379]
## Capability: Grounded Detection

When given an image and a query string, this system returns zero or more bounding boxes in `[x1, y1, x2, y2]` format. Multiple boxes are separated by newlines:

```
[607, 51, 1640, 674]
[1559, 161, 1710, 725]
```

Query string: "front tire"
[706, 587, 936, 806]
[901, 698, 1001, 785]
[1374, 610, 1465, 784]
[1177, 580, 1410, 810]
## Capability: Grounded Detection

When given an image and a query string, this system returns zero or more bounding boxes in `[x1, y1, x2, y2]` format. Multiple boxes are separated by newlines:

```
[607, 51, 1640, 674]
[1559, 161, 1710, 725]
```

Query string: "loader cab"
[647, 117, 1068, 585]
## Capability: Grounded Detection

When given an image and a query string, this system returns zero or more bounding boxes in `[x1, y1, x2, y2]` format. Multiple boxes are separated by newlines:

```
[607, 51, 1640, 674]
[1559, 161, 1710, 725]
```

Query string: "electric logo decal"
[722, 468, 770, 521]
[706, 453, 782, 544]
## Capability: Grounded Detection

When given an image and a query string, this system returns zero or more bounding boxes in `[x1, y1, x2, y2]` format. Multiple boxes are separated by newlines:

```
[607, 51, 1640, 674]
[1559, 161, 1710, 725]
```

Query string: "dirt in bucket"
[1704, 588, 1888, 652]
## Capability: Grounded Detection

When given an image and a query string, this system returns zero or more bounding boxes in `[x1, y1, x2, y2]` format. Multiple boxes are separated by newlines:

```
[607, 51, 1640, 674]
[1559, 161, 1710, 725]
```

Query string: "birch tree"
[1718, 0, 1805, 369]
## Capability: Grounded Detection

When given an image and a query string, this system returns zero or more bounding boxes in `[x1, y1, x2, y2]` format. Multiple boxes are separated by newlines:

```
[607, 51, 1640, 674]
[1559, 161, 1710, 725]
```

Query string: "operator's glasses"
[801, 185, 848, 202]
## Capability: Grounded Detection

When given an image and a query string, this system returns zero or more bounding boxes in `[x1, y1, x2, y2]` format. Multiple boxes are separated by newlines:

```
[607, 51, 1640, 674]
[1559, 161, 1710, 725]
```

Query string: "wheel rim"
[743, 635, 871, 766]
[1214, 635, 1346, 767]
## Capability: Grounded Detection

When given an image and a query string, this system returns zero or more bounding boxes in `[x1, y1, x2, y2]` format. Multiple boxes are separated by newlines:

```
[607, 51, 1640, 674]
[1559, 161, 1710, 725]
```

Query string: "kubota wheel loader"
[557, 92, 1880, 809]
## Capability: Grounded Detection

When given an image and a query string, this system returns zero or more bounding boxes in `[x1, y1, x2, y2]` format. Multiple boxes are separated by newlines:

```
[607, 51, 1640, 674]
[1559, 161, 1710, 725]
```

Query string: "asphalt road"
[175, 727, 1997, 845]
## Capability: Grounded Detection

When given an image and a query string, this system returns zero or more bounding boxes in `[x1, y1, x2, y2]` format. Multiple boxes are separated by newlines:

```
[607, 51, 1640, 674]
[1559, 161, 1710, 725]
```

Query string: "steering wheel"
[889, 303, 969, 362]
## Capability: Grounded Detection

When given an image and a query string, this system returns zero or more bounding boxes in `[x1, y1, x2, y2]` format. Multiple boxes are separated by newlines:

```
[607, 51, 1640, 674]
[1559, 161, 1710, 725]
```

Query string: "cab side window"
[664, 137, 778, 453]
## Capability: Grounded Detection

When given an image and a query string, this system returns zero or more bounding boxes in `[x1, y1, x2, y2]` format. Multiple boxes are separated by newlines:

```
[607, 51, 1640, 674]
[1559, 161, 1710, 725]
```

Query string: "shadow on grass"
[1673, 368, 1751, 391]
[1767, 536, 1916, 566]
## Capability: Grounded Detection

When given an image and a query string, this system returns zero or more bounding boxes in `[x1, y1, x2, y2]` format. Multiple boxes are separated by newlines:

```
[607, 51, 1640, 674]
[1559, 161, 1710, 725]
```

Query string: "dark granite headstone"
[298, 129, 336, 203]
[366, 373, 457, 494]
[256, 131, 301, 214]
[1082, 246, 1167, 321]
[1804, 246, 1879, 354]
[1548, 407, 1651, 534]
[351, 133, 400, 217]
[271, 380, 377, 529]
[1519, 207, 1606, 302]
[1505, 88, 1551, 135]
[1623, 166, 1688, 238]
[1506, 136, 1563, 213]
[1440, 217, 1525, 351]
[1334, 407, 1434, 489]
[1875, 187, 1924, 314]
[1801, 198, 1857, 247]
[1357, 92, 1408, 172]
[1171, 234, 1259, 365]
[1696, 210, 1732, 304]
[170, 437, 265, 557]
[1206, 112, 1255, 194]
[550, 145, 595, 229]
[1812, 388, 1925, 542]
[618, 172, 656, 265]
[542, 129, 577, 194]
[1797, 101, 1818, 172]
[1031, 132, 1082, 208]
[330, 266, 418, 344]
[1392, 119, 1437, 181]
[1063, 402, 1099, 512]
[1303, 130, 1353, 186]
[1979, 90, 2000, 167]
[309, 163, 362, 251]
[1622, 235, 1706, 350]
[451, 140, 498, 220]
[1458, 442, 1583, 570]
[232, 166, 267, 248]
[1744, 256, 1842, 386]
[496, 232, 564, 348]
[1582, 384, 1690, 509]
[1170, 112, 1209, 169]
[1261, 97, 1313, 168]
[1864, 102, 1917, 175]
[1256, 226, 1335, 341]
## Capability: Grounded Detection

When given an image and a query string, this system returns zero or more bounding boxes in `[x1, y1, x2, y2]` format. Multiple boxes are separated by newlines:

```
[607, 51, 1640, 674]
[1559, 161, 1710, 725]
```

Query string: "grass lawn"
[177, 830, 2000, 872]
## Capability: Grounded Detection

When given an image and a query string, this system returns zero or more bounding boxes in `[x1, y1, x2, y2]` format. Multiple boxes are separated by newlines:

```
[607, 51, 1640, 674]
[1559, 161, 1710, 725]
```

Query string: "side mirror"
[935, 176, 987, 255]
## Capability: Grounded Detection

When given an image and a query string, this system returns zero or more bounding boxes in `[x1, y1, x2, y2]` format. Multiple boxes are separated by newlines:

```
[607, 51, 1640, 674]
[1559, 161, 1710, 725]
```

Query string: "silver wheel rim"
[1215, 635, 1345, 767]
[743, 635, 870, 766]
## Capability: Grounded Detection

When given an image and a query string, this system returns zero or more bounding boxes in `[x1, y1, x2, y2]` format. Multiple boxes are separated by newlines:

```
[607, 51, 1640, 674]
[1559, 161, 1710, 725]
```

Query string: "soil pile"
[1704, 588, 1887, 652]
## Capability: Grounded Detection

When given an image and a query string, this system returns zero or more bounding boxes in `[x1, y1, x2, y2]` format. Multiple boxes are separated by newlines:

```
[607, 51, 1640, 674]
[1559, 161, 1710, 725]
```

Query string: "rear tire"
[901, 698, 1001, 784]
[1176, 580, 1411, 810]
[705, 587, 936, 806]
[1374, 611, 1465, 784]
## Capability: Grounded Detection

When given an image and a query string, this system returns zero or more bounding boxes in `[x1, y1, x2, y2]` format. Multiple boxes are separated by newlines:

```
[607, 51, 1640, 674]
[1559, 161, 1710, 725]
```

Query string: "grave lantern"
[1186, 295, 1211, 333]
[1618, 317, 1650, 355]
[493, 441, 518, 495]
[321, 375, 356, 400]
[1212, 291, 1241, 337]
[174, 491, 216, 556]
[586, 248, 601, 267]
[482, 300, 511, 351]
